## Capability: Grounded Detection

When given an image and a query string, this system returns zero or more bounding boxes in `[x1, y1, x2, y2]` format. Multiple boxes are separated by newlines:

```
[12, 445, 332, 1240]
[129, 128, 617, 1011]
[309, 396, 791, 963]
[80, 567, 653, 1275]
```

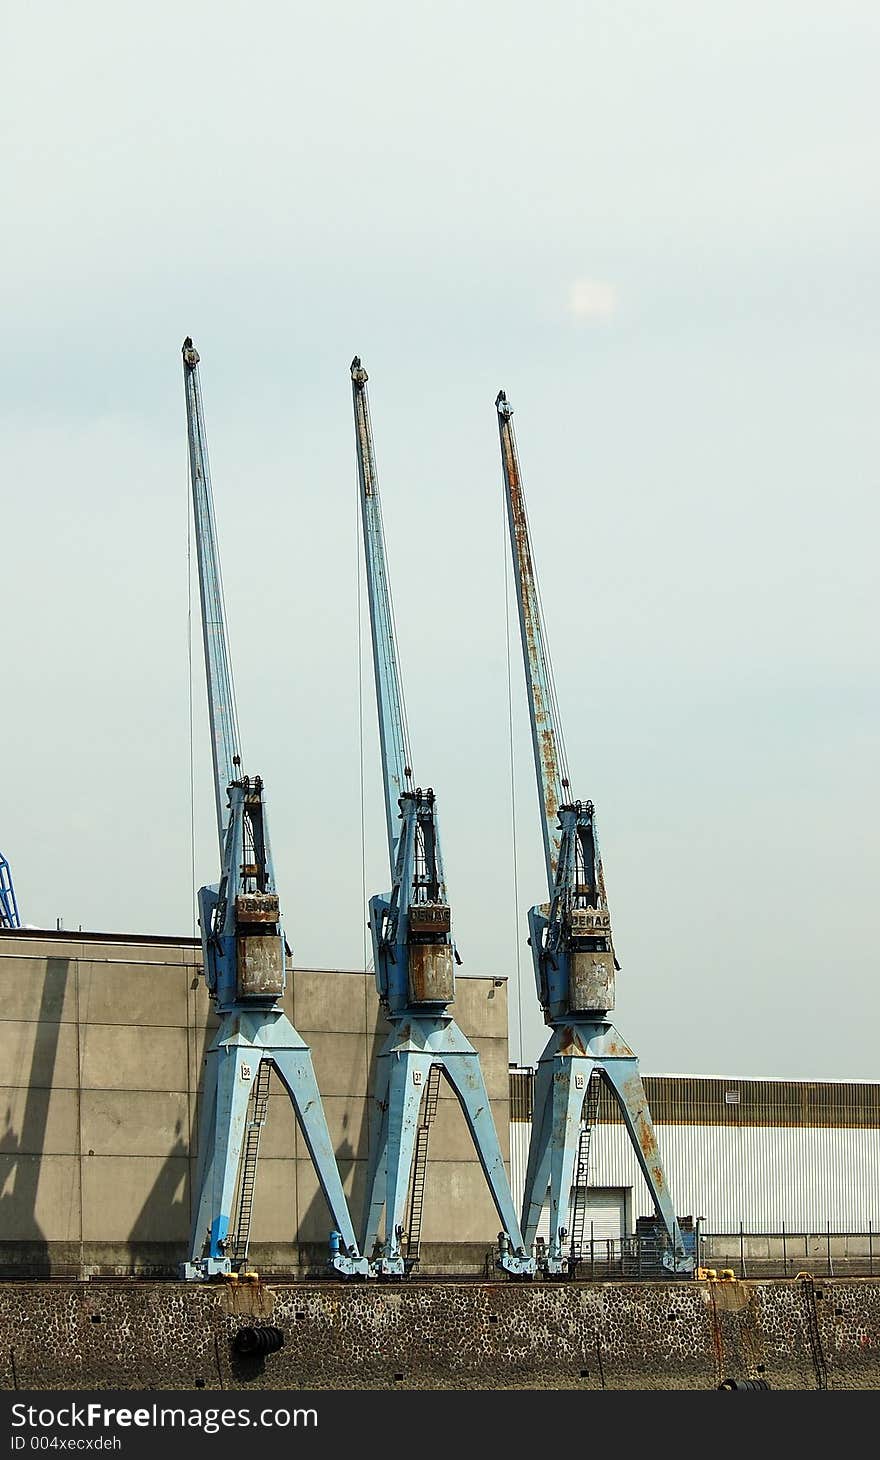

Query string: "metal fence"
[698, 1222, 879, 1279]
[480, 1223, 880, 1281]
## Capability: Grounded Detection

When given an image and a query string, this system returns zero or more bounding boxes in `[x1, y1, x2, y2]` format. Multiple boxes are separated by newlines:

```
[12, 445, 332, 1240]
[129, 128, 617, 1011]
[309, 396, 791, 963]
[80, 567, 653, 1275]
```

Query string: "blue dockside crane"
[351, 359, 534, 1278]
[0, 852, 20, 930]
[181, 339, 370, 1280]
[495, 390, 693, 1277]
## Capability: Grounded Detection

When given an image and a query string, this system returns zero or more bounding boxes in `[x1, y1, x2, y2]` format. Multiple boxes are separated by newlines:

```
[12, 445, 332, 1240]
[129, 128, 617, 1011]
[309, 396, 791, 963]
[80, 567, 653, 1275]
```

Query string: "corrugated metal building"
[509, 1068, 880, 1239]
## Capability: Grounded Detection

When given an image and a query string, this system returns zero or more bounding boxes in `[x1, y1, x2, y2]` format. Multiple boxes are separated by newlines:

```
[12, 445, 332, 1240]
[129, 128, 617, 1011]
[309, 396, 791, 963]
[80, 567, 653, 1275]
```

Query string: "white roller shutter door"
[536, 1186, 628, 1242]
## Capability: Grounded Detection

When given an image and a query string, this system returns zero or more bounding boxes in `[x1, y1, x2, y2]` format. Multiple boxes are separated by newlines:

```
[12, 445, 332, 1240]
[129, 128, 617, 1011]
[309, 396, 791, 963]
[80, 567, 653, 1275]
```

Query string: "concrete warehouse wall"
[0, 1277, 876, 1390]
[0, 930, 510, 1276]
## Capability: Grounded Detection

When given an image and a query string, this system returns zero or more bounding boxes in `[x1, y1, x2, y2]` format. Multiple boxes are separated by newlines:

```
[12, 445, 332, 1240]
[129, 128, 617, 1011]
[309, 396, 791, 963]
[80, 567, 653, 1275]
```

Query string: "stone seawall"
[0, 1278, 877, 1390]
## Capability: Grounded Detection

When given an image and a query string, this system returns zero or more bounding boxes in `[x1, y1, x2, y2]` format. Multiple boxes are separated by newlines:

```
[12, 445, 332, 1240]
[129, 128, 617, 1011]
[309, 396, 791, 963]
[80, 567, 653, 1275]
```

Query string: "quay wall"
[0, 1277, 877, 1390]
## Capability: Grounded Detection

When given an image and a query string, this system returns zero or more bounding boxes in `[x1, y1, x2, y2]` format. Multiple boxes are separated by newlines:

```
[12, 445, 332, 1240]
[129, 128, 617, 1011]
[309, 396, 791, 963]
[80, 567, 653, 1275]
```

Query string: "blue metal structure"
[0, 852, 20, 930]
[351, 359, 533, 1277]
[495, 389, 693, 1277]
[181, 339, 370, 1280]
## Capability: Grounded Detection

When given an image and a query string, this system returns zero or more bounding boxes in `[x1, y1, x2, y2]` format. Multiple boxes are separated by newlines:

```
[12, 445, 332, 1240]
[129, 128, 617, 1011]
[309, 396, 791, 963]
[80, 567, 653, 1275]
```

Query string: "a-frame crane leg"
[522, 1022, 691, 1275]
[185, 1029, 254, 1277]
[188, 1049, 220, 1265]
[362, 1057, 391, 1257]
[270, 1045, 362, 1261]
[521, 1058, 554, 1250]
[440, 1051, 530, 1267]
[380, 1048, 434, 1273]
[545, 1065, 586, 1270]
[600, 1057, 689, 1273]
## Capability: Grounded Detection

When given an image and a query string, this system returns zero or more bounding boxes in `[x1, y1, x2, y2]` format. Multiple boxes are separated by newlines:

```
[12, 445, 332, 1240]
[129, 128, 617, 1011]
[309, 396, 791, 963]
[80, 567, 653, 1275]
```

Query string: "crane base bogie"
[496, 1247, 537, 1278]
[329, 1253, 374, 1278]
[536, 1254, 569, 1277]
[661, 1248, 693, 1275]
[372, 1255, 407, 1277]
[180, 1257, 234, 1281]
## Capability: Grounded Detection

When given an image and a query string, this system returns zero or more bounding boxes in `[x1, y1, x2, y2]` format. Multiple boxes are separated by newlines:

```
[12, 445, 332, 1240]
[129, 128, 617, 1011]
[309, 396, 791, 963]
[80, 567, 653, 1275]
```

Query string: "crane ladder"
[569, 1070, 603, 1264]
[231, 1058, 272, 1266]
[405, 1064, 443, 1266]
[800, 1275, 829, 1390]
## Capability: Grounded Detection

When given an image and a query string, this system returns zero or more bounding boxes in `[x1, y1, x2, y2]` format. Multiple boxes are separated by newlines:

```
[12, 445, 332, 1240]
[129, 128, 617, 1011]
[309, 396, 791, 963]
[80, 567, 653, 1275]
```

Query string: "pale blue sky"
[1, 2, 877, 1077]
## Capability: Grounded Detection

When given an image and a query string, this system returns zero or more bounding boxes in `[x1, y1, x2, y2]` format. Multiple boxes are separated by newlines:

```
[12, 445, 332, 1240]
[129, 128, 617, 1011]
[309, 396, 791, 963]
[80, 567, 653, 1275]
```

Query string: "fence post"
[827, 1222, 833, 1277]
[782, 1221, 787, 1277]
[590, 1221, 595, 1281]
[740, 1221, 747, 1279]
[870, 1220, 874, 1278]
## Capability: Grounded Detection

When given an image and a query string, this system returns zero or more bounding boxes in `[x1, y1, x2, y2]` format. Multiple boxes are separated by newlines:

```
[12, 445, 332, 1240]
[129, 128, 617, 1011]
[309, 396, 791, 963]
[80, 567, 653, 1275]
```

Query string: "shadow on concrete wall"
[129, 1117, 189, 1254]
[121, 977, 211, 1271]
[182, 1001, 215, 1239]
[0, 957, 69, 1274]
[297, 998, 387, 1264]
